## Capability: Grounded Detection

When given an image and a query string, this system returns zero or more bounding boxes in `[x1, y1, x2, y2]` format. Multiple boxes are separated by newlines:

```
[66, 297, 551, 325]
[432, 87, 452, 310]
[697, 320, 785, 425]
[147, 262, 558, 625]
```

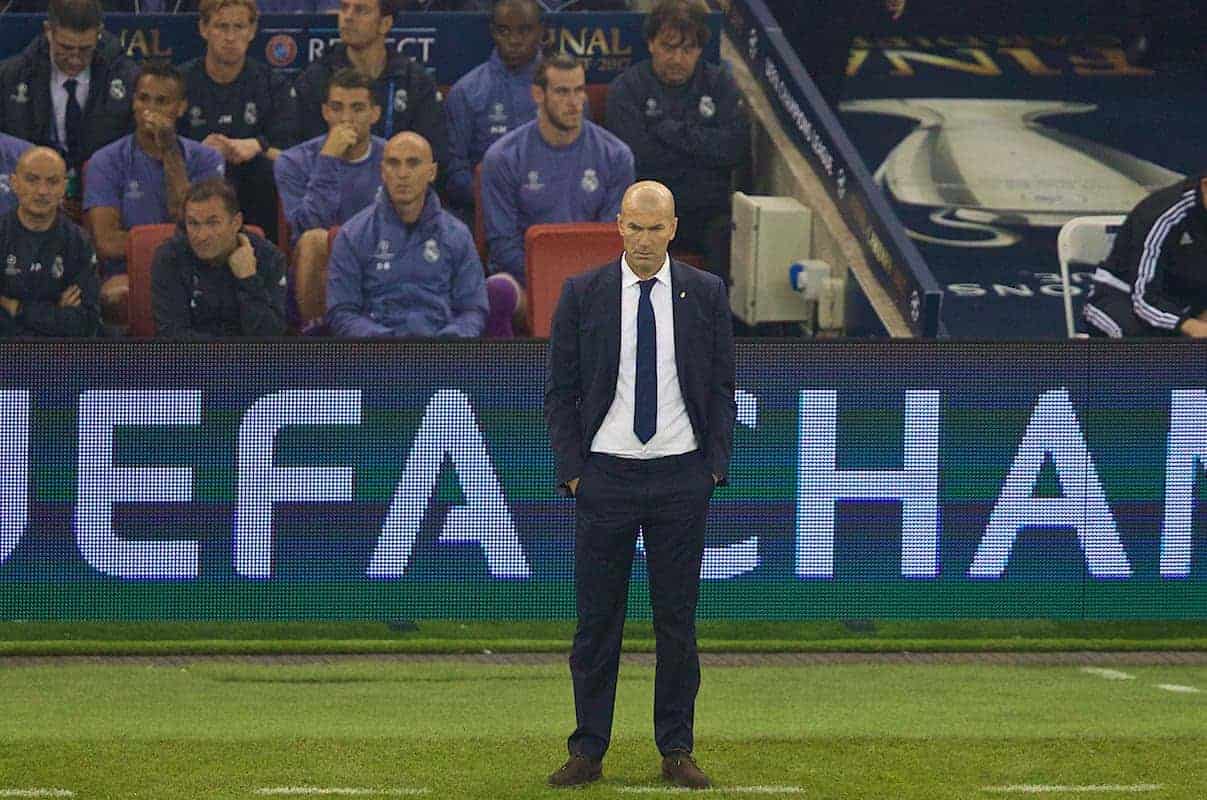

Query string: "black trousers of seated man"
[227, 156, 280, 245]
[674, 209, 733, 287]
[569, 449, 715, 761]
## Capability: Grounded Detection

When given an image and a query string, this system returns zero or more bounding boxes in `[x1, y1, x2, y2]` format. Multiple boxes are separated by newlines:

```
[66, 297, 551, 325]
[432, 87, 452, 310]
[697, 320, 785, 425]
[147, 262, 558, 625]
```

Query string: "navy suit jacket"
[544, 257, 737, 496]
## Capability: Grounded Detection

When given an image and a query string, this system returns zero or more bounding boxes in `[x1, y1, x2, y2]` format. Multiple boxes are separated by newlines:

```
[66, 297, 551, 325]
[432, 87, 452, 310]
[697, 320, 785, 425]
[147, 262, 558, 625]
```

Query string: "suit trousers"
[567, 449, 714, 760]
[228, 156, 279, 245]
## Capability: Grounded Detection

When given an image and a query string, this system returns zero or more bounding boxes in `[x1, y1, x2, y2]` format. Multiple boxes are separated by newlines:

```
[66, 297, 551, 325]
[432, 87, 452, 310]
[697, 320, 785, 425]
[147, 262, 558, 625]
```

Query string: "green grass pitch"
[0, 657, 1203, 798]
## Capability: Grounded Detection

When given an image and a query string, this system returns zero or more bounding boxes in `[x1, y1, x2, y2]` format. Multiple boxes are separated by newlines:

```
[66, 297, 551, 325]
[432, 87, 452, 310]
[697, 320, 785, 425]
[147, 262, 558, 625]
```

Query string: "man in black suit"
[544, 180, 736, 790]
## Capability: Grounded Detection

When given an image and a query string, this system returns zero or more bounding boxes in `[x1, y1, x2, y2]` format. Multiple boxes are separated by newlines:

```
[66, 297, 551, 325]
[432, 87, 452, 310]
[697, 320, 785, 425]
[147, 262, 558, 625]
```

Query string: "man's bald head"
[621, 180, 676, 218]
[385, 131, 434, 163]
[15, 147, 67, 177]
[12, 146, 68, 225]
[382, 131, 437, 218]
[617, 181, 678, 277]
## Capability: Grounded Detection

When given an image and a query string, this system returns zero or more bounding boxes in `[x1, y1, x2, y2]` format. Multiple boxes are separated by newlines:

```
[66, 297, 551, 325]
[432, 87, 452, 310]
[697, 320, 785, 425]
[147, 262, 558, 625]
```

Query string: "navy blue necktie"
[63, 78, 82, 168]
[634, 278, 658, 444]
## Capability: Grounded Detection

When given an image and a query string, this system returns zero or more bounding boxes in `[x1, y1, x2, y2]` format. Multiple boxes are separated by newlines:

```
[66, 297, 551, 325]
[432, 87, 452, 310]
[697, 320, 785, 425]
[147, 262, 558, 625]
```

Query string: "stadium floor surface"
[1, 656, 1203, 798]
[840, 36, 1207, 339]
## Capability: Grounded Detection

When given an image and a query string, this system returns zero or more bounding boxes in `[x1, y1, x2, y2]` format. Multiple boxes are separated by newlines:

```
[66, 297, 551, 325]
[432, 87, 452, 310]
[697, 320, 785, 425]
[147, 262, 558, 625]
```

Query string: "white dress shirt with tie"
[50, 62, 90, 151]
[590, 254, 698, 459]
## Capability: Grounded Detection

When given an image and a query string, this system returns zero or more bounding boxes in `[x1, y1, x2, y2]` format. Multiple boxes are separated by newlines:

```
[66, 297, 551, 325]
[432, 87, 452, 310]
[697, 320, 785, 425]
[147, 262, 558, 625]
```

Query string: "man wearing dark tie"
[0, 0, 138, 210]
[544, 180, 736, 790]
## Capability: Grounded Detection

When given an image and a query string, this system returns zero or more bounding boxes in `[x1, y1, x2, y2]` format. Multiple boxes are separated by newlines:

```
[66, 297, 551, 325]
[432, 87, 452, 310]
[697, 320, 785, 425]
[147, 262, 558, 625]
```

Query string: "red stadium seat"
[586, 84, 608, 124]
[126, 224, 176, 337]
[126, 223, 265, 338]
[524, 222, 622, 338]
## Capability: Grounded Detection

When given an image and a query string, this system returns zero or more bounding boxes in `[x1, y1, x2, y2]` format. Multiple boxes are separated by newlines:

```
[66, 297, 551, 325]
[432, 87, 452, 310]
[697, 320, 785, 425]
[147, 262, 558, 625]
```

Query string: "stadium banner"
[0, 340, 1205, 621]
[0, 12, 721, 85]
[846, 0, 1200, 37]
[716, 0, 944, 337]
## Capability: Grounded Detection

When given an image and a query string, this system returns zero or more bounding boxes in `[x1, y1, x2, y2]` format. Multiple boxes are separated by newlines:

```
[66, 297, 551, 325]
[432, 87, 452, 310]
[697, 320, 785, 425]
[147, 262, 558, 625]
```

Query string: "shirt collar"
[50, 60, 90, 92]
[347, 138, 377, 164]
[620, 253, 671, 289]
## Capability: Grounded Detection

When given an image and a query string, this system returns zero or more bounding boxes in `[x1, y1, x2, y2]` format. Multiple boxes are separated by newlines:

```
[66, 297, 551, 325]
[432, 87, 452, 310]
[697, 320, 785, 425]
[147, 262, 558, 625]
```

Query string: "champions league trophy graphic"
[840, 98, 1184, 247]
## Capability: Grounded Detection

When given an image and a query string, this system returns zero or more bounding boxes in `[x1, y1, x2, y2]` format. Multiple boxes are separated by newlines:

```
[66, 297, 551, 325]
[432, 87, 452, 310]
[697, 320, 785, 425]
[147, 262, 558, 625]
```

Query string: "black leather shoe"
[661, 750, 711, 789]
[548, 754, 603, 787]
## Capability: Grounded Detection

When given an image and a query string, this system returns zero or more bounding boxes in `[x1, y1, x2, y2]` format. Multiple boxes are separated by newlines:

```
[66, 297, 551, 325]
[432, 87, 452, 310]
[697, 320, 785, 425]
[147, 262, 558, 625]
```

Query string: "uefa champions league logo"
[841, 98, 1184, 248]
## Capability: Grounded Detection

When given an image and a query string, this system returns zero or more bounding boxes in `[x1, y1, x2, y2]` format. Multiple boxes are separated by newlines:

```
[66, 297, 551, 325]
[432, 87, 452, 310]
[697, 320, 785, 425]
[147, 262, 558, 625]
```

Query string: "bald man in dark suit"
[544, 180, 736, 790]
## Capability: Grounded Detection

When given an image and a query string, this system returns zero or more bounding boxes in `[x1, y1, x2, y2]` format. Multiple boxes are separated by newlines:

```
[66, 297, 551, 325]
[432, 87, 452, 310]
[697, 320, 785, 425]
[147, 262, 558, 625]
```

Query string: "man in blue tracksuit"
[606, 0, 749, 284]
[480, 54, 634, 288]
[444, 0, 546, 210]
[274, 68, 387, 325]
[0, 133, 35, 218]
[327, 132, 487, 338]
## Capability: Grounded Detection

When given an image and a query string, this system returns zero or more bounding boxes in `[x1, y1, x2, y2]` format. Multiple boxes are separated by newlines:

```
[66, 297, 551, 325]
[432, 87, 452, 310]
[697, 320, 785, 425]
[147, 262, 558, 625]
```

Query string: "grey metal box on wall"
[730, 192, 814, 323]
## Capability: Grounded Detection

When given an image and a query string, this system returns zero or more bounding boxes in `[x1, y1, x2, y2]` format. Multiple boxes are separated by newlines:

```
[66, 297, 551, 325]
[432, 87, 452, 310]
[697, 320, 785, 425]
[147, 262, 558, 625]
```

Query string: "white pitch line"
[254, 789, 429, 797]
[983, 785, 1162, 794]
[1079, 668, 1134, 681]
[0, 791, 75, 798]
[1155, 684, 1201, 694]
[617, 787, 806, 795]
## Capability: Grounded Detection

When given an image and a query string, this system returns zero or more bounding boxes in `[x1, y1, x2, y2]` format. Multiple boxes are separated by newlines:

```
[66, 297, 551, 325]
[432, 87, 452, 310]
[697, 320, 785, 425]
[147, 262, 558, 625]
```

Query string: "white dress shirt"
[50, 62, 91, 150]
[590, 254, 698, 459]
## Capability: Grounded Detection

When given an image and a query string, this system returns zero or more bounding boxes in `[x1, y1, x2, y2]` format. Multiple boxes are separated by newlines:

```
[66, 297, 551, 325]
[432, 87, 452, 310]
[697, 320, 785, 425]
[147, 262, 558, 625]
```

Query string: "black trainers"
[661, 750, 710, 789]
[548, 753, 603, 787]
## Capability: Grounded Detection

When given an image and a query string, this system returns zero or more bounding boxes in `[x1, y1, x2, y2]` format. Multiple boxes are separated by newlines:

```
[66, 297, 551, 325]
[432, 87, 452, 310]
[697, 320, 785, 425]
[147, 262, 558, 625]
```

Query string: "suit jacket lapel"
[671, 259, 689, 386]
[602, 259, 623, 399]
[33, 59, 54, 146]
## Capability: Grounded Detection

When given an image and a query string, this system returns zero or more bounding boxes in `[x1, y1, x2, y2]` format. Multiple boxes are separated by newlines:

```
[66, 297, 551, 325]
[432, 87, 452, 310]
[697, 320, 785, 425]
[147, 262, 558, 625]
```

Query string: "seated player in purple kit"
[273, 68, 387, 327]
[480, 53, 633, 325]
[326, 132, 487, 338]
[290, 0, 447, 166]
[444, 0, 547, 210]
[83, 60, 224, 326]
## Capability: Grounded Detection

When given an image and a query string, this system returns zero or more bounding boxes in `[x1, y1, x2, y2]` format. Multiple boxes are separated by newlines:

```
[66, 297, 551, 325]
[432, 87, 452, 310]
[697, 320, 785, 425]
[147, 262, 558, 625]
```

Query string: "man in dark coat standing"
[544, 180, 736, 790]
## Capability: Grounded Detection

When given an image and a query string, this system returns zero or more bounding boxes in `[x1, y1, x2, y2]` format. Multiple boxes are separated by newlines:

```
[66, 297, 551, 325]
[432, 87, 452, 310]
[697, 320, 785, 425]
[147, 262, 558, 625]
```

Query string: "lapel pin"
[679, 291, 686, 298]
